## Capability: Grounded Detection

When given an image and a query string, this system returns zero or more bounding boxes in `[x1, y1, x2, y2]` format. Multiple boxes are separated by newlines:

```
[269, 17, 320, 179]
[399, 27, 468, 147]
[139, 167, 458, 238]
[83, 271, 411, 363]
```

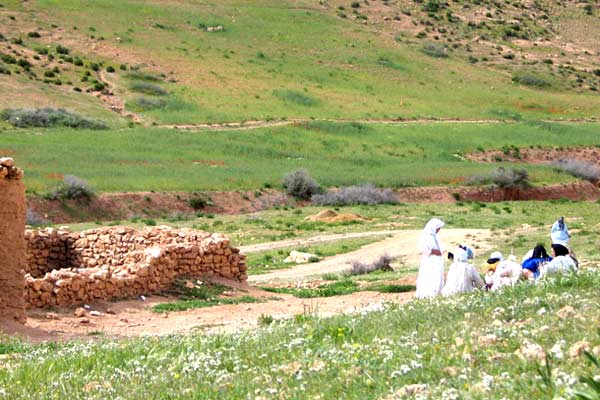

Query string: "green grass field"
[3, 121, 599, 193]
[1, 272, 598, 399]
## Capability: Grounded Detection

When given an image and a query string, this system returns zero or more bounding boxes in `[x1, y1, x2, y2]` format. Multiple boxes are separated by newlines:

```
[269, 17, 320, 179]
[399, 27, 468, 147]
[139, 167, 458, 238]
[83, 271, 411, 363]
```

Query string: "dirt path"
[8, 288, 411, 342]
[2, 229, 492, 342]
[249, 229, 491, 283]
[239, 230, 401, 254]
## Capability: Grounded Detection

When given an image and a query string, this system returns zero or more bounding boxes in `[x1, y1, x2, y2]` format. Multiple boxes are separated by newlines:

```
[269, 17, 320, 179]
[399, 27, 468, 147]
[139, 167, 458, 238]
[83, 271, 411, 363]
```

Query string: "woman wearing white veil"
[415, 218, 445, 299]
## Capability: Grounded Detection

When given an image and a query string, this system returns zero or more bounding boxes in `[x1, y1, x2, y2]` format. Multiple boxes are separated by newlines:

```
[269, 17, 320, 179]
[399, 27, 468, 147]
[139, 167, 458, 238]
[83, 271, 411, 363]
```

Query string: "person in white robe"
[550, 216, 571, 246]
[539, 243, 578, 279]
[441, 248, 485, 296]
[485, 251, 523, 291]
[415, 218, 445, 299]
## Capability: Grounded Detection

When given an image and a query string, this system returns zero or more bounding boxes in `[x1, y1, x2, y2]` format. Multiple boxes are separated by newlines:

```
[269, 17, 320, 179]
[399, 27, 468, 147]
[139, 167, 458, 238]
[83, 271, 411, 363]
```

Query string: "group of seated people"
[416, 216, 579, 299]
[441, 242, 579, 297]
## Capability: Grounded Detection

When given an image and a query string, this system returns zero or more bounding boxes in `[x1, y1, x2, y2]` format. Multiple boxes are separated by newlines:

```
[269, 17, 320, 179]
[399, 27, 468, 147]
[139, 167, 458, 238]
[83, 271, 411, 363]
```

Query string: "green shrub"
[17, 59, 31, 69]
[421, 42, 448, 58]
[0, 53, 16, 64]
[273, 89, 319, 106]
[130, 81, 167, 96]
[188, 196, 208, 210]
[55, 45, 69, 54]
[106, 66, 115, 73]
[125, 71, 163, 81]
[283, 169, 320, 200]
[27, 31, 41, 38]
[512, 72, 552, 88]
[129, 96, 167, 111]
[0, 108, 107, 129]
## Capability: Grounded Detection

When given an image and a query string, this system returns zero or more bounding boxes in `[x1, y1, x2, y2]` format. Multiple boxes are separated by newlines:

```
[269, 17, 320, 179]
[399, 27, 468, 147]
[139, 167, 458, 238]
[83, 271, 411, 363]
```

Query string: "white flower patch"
[554, 369, 578, 389]
[440, 388, 460, 400]
[537, 307, 547, 315]
[551, 341, 566, 359]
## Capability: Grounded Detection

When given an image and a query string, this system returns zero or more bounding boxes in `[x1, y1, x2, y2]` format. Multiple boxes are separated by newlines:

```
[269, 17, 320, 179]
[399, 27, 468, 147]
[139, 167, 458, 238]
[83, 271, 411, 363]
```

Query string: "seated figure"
[521, 244, 552, 280]
[485, 251, 522, 291]
[441, 248, 485, 296]
[539, 243, 578, 279]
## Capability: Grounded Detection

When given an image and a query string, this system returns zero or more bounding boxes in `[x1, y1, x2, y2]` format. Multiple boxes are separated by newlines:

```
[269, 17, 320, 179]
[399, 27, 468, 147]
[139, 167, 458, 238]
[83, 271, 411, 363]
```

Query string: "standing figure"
[551, 216, 571, 246]
[415, 218, 445, 299]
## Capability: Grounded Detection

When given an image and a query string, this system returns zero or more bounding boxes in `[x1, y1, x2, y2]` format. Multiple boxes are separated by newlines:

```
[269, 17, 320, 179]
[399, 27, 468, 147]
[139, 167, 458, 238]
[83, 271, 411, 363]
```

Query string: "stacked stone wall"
[0, 157, 26, 322]
[24, 226, 247, 308]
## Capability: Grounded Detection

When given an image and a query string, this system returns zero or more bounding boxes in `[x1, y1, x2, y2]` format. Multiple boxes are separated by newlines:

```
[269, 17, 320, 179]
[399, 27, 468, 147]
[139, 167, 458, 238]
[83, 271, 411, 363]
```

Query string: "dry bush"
[553, 159, 600, 182]
[311, 183, 397, 206]
[283, 169, 320, 200]
[349, 254, 394, 276]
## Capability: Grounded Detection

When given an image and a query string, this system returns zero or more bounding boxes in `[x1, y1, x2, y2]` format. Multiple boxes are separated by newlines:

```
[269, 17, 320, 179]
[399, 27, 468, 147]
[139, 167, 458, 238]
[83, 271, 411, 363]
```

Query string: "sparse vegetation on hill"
[1, 0, 600, 124]
[0, 108, 107, 129]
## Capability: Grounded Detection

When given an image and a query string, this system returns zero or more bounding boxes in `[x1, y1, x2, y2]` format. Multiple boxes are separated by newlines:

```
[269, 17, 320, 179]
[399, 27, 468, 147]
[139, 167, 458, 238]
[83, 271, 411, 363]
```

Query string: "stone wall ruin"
[24, 226, 247, 308]
[0, 157, 26, 322]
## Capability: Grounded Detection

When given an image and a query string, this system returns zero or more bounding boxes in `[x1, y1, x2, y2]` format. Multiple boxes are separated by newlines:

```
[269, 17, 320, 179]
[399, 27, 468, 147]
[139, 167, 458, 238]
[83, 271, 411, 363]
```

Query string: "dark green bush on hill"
[130, 81, 167, 96]
[421, 42, 448, 58]
[0, 108, 107, 129]
[129, 96, 167, 111]
[512, 72, 552, 88]
[273, 89, 319, 106]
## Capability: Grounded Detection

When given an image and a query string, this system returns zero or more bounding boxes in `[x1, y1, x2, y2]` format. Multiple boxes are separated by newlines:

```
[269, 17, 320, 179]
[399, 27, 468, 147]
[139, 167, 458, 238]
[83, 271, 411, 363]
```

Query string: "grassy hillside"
[1, 0, 599, 126]
[1, 271, 598, 399]
[3, 121, 598, 193]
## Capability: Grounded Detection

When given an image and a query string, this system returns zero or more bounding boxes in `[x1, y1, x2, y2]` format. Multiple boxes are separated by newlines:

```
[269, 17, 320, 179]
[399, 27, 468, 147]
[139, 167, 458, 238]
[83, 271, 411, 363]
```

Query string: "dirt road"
[249, 229, 491, 283]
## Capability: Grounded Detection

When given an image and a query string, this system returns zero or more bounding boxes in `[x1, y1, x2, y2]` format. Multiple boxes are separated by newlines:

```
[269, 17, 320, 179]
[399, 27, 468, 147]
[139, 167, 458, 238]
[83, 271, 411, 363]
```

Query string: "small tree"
[283, 169, 320, 200]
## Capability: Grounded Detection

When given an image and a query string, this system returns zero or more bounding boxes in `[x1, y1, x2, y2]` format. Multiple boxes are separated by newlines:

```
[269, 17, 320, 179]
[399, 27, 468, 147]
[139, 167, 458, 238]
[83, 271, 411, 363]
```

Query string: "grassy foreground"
[1, 272, 598, 399]
[3, 121, 600, 192]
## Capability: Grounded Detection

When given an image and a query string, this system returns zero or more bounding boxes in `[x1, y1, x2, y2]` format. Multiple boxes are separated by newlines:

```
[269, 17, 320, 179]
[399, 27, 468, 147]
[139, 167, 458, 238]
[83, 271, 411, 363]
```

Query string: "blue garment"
[522, 256, 552, 278]
[551, 221, 570, 245]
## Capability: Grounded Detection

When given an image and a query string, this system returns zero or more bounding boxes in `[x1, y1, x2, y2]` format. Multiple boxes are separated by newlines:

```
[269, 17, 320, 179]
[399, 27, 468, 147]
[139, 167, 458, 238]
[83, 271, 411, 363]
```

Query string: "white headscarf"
[453, 247, 468, 263]
[418, 218, 445, 254]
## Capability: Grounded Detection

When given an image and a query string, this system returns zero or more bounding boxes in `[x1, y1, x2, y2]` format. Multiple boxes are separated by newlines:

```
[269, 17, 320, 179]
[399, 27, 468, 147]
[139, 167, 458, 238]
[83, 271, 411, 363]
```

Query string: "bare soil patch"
[466, 146, 600, 166]
[28, 189, 289, 223]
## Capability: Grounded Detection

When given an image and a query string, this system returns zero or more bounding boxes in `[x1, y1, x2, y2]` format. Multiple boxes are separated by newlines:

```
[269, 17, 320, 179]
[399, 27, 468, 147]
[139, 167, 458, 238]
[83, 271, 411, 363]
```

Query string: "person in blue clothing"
[551, 216, 571, 246]
[521, 244, 552, 280]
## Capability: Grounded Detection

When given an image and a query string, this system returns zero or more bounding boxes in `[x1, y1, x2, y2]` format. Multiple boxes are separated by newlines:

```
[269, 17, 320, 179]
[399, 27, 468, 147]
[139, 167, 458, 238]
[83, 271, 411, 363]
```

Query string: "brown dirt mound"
[305, 210, 370, 223]
[466, 146, 600, 165]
